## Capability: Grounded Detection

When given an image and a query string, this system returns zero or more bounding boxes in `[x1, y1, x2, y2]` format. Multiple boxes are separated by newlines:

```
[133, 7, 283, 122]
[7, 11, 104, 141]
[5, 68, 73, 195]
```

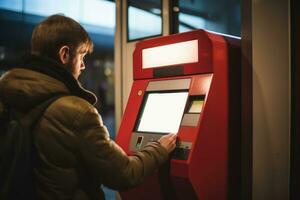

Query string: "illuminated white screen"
[142, 39, 198, 69]
[138, 92, 188, 133]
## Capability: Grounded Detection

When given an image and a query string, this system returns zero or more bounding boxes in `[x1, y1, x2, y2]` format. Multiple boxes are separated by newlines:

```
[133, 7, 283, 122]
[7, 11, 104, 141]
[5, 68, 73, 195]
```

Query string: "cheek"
[67, 59, 78, 73]
[73, 58, 81, 69]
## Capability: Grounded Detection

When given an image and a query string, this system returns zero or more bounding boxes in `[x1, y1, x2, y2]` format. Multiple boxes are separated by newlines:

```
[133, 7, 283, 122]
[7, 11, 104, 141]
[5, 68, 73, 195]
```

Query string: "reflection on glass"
[178, 0, 241, 37]
[0, 0, 22, 12]
[0, 0, 116, 30]
[24, 0, 81, 20]
[179, 13, 205, 33]
[128, 0, 162, 41]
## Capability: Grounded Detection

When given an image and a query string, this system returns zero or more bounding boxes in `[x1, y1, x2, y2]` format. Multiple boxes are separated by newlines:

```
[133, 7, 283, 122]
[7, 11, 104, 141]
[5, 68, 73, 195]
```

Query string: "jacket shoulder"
[44, 95, 98, 127]
[53, 95, 95, 112]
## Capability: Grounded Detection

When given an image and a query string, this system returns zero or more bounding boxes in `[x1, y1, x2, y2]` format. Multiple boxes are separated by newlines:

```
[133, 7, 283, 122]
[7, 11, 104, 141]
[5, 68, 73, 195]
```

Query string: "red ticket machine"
[116, 29, 241, 200]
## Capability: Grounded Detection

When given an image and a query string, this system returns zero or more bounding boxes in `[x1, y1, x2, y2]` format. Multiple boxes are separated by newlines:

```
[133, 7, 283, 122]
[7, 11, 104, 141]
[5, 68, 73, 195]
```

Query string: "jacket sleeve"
[73, 105, 169, 190]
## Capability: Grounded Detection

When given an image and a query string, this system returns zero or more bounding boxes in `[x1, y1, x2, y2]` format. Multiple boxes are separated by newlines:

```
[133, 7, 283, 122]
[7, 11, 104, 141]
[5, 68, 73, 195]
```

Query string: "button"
[138, 90, 143, 96]
[171, 147, 190, 160]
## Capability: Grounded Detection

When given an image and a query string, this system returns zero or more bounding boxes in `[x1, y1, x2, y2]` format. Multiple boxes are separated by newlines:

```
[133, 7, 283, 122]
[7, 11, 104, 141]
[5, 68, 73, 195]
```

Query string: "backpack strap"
[21, 94, 69, 129]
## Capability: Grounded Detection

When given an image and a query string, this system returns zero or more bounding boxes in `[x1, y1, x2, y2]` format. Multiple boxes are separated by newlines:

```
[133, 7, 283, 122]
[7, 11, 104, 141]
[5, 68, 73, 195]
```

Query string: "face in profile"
[66, 44, 89, 80]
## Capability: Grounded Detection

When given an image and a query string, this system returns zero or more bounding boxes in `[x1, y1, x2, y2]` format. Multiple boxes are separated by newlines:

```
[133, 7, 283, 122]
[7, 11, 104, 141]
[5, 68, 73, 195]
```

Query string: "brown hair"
[31, 14, 93, 61]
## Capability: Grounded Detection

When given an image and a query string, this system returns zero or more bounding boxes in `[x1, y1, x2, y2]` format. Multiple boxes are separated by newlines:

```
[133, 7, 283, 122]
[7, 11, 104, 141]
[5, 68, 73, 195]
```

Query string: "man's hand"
[158, 134, 177, 153]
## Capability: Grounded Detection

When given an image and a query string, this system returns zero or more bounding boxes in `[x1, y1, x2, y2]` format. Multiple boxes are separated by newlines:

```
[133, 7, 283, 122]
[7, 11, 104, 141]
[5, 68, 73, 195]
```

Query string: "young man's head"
[31, 14, 94, 79]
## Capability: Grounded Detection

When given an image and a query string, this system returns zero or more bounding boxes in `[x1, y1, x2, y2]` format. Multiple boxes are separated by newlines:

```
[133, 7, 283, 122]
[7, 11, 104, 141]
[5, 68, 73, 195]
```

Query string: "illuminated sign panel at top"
[142, 39, 198, 69]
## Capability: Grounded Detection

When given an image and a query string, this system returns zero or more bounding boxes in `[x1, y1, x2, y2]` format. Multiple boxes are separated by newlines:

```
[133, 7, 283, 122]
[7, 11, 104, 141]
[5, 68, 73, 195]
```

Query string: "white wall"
[252, 0, 290, 199]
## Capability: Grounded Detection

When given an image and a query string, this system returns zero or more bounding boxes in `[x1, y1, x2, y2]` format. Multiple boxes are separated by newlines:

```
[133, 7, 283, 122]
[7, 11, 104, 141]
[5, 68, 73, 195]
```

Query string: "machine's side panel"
[188, 34, 229, 200]
[116, 80, 149, 152]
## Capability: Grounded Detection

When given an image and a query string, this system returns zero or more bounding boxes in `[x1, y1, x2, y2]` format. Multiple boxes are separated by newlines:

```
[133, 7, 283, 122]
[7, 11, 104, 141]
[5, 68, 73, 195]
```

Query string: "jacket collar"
[19, 54, 97, 105]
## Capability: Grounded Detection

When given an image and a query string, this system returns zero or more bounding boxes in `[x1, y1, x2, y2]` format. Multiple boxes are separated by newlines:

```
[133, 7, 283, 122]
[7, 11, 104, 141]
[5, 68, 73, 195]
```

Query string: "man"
[0, 15, 176, 199]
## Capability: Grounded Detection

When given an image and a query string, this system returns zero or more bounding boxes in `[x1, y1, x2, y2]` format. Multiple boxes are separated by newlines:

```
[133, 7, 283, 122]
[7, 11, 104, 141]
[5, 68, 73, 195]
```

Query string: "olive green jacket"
[0, 55, 168, 200]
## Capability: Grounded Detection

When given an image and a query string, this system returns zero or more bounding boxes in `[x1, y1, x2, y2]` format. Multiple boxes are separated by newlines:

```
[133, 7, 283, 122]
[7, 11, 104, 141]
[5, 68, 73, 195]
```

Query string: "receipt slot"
[116, 29, 242, 200]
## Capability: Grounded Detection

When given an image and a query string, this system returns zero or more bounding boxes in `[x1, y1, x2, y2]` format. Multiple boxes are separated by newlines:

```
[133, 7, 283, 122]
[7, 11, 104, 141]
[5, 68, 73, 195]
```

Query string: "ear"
[58, 46, 70, 64]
